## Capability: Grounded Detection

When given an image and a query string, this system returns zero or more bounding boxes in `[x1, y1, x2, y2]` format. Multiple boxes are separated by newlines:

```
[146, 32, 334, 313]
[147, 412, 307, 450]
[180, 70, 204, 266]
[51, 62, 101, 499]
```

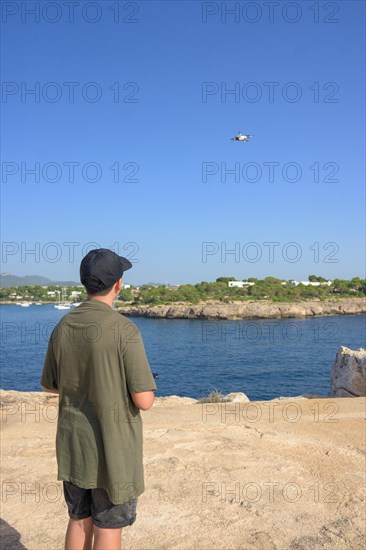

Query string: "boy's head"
[80, 248, 132, 296]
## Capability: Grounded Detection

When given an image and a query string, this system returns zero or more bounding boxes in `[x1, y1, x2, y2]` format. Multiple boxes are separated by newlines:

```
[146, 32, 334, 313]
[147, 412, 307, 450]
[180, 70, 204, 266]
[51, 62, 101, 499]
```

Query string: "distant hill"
[0, 274, 80, 288]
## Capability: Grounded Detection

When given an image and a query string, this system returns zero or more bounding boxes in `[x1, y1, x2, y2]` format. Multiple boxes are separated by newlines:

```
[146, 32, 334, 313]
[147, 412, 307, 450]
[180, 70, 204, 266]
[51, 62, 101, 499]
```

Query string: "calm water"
[0, 304, 365, 400]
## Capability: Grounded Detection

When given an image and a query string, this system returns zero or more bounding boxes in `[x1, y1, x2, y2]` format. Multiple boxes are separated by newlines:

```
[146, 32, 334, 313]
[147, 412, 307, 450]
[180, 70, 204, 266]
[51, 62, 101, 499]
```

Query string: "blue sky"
[1, 0, 365, 285]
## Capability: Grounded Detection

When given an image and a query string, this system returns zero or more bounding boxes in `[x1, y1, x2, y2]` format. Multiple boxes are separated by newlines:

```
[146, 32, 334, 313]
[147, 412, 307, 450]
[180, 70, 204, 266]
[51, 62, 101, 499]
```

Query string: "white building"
[290, 280, 332, 287]
[228, 281, 255, 288]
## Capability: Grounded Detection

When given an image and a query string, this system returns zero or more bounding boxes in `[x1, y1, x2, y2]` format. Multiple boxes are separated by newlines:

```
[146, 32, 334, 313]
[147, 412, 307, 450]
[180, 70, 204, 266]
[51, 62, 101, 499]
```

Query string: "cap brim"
[120, 257, 133, 273]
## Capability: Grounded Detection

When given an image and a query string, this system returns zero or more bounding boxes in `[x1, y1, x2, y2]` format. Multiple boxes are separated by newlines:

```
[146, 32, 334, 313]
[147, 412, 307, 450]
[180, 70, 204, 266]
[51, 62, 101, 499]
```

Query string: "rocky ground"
[116, 298, 366, 320]
[1, 390, 365, 550]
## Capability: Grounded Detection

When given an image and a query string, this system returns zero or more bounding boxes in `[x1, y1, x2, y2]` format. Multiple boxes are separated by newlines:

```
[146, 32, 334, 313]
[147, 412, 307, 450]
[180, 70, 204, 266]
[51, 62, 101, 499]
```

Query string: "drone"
[231, 132, 252, 142]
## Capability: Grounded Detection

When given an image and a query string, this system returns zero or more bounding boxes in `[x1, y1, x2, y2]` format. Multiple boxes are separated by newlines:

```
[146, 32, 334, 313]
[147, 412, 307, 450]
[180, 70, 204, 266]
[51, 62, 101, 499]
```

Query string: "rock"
[331, 346, 366, 397]
[118, 298, 366, 320]
[225, 392, 250, 403]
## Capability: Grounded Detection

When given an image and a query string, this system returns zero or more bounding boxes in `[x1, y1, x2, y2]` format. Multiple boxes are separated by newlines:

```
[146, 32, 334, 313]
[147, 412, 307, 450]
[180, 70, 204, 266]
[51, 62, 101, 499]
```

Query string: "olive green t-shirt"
[40, 300, 157, 504]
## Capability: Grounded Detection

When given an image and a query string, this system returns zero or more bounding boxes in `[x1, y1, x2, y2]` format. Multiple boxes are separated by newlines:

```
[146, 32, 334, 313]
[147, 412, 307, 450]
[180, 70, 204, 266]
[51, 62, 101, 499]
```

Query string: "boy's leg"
[92, 526, 122, 550]
[65, 517, 94, 550]
[90, 489, 137, 549]
[63, 482, 94, 549]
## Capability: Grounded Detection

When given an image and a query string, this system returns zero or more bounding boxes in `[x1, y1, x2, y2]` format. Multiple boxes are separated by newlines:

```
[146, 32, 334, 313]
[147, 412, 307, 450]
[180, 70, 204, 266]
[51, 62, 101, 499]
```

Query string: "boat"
[54, 289, 71, 310]
[19, 301, 31, 307]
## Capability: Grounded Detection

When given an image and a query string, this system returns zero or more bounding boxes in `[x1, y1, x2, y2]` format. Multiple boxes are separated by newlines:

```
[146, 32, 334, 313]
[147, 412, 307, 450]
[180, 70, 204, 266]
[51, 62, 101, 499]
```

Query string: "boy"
[41, 248, 157, 550]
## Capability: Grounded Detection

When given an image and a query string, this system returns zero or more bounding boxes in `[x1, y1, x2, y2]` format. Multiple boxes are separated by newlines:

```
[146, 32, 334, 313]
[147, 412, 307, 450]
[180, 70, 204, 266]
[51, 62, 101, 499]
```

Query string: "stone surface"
[331, 346, 366, 397]
[154, 395, 197, 406]
[1, 390, 365, 549]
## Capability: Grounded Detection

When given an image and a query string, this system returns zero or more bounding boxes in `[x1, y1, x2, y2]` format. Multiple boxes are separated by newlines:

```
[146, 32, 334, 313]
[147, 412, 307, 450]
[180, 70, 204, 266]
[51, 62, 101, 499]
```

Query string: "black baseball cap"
[80, 248, 132, 292]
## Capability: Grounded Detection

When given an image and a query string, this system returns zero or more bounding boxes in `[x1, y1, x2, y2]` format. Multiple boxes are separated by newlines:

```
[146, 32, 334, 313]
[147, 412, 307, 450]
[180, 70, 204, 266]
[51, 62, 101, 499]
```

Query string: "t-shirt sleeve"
[122, 322, 157, 393]
[40, 338, 59, 390]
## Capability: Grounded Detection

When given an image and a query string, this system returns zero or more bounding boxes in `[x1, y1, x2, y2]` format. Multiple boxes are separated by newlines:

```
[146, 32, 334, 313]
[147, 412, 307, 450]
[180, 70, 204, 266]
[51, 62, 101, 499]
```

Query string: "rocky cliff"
[118, 297, 366, 320]
[331, 346, 366, 397]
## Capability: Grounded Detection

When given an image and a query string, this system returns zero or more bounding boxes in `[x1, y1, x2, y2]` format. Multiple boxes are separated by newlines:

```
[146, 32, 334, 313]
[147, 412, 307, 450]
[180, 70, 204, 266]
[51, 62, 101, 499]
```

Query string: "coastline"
[117, 297, 366, 320]
[1, 297, 365, 321]
[1, 388, 365, 549]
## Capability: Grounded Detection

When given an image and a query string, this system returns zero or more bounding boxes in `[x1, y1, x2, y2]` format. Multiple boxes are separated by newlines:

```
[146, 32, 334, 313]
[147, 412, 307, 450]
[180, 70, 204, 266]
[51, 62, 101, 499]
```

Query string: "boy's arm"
[40, 333, 59, 394]
[122, 323, 157, 407]
[131, 390, 154, 410]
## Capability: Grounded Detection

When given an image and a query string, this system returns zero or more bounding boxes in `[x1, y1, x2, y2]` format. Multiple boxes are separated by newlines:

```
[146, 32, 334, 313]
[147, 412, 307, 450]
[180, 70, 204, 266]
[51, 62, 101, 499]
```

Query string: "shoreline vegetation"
[1, 276, 365, 304]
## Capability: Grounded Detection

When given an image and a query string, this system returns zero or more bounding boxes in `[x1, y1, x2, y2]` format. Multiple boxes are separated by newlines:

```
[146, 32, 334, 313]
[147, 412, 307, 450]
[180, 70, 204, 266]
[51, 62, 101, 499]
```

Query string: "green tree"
[263, 277, 283, 284]
[118, 288, 133, 302]
[308, 275, 327, 282]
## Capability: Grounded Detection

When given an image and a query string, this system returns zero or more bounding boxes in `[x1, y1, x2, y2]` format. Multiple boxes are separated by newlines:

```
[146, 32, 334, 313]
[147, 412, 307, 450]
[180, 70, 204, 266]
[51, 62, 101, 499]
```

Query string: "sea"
[0, 304, 365, 401]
